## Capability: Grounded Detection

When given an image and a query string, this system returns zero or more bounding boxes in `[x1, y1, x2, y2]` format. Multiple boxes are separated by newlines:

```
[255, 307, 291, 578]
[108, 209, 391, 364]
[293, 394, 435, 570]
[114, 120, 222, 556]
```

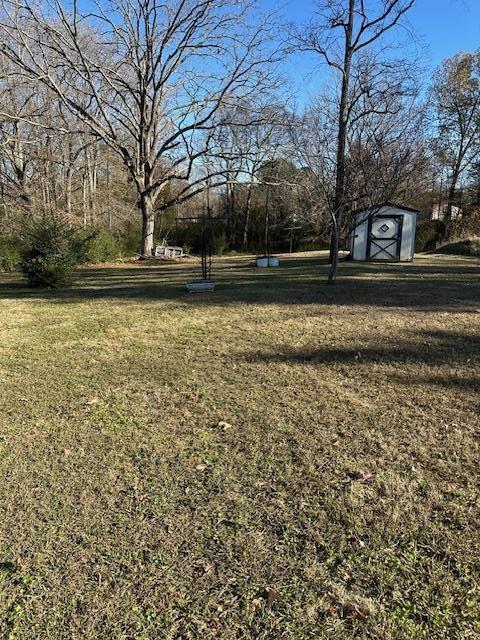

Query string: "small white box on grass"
[256, 256, 279, 267]
[186, 280, 215, 292]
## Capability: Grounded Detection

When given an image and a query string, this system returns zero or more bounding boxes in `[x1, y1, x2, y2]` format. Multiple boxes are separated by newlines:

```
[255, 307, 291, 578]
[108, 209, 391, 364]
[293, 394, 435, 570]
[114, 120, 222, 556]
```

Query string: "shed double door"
[367, 215, 403, 261]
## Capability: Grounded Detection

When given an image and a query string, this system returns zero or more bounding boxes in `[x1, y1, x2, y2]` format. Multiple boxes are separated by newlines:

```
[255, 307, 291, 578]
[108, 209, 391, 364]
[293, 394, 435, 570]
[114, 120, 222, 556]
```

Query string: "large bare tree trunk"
[66, 165, 73, 214]
[106, 149, 112, 231]
[242, 183, 252, 249]
[264, 185, 270, 255]
[444, 154, 463, 240]
[140, 194, 155, 256]
[444, 175, 458, 240]
[82, 173, 88, 227]
[87, 159, 96, 220]
[328, 0, 355, 282]
[226, 181, 235, 245]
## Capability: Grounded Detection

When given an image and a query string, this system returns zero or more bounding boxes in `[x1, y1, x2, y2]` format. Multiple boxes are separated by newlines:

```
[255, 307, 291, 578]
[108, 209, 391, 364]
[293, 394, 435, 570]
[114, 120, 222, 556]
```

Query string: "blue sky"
[260, 0, 480, 99]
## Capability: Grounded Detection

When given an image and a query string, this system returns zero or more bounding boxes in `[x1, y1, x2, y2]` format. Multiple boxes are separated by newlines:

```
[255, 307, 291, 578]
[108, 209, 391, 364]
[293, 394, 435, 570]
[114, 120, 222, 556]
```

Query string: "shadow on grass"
[243, 329, 480, 390]
[1, 255, 479, 312]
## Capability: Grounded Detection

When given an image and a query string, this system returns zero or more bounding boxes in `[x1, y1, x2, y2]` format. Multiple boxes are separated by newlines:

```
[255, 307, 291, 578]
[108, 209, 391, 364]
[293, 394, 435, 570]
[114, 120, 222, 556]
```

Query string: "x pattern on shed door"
[367, 216, 403, 260]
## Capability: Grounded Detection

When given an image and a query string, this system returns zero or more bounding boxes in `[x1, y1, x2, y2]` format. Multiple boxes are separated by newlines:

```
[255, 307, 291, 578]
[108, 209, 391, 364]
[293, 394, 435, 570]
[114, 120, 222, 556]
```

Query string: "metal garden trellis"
[178, 207, 229, 290]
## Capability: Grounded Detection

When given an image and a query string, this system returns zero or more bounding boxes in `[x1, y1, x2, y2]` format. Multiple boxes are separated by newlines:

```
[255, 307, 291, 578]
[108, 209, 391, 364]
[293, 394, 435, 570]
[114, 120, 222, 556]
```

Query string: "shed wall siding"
[399, 212, 416, 260]
[352, 219, 368, 260]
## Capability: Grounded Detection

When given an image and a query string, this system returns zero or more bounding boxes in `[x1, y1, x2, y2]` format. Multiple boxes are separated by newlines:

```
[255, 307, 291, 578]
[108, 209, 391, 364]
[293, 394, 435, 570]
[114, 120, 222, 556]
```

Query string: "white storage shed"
[350, 204, 418, 262]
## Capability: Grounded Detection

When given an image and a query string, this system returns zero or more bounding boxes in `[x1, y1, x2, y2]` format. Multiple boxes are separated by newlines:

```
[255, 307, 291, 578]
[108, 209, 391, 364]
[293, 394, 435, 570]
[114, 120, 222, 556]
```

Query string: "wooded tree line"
[0, 0, 479, 278]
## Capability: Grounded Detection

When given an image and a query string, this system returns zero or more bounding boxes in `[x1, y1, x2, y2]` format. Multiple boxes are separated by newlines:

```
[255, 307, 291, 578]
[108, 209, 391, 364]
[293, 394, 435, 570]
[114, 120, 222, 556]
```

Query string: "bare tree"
[0, 62, 43, 210]
[214, 102, 289, 248]
[0, 0, 278, 255]
[0, 79, 101, 225]
[290, 85, 427, 254]
[346, 87, 429, 206]
[432, 51, 480, 238]
[291, 0, 416, 280]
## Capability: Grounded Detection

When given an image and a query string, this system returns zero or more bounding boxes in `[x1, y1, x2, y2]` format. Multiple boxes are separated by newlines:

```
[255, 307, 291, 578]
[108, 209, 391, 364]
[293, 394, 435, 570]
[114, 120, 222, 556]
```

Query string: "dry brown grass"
[0, 252, 479, 639]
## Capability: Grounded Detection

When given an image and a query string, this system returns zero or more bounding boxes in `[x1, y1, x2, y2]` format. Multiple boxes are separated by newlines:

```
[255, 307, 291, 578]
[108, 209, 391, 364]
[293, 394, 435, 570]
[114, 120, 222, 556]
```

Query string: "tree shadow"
[391, 372, 480, 392]
[0, 256, 479, 312]
[243, 330, 480, 381]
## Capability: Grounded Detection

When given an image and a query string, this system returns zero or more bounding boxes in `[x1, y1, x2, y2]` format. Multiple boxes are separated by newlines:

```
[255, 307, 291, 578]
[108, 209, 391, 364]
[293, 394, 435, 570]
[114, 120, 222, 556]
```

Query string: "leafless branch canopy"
[0, 0, 280, 252]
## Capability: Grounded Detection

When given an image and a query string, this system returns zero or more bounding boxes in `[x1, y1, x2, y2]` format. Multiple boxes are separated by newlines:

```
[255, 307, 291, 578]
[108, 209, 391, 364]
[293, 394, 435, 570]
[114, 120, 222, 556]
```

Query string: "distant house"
[431, 203, 462, 221]
[350, 204, 418, 262]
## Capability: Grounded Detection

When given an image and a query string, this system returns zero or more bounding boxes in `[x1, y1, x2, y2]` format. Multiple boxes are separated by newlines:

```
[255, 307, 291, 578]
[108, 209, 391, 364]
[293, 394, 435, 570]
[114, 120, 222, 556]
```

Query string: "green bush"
[21, 215, 93, 288]
[75, 227, 124, 263]
[0, 237, 21, 272]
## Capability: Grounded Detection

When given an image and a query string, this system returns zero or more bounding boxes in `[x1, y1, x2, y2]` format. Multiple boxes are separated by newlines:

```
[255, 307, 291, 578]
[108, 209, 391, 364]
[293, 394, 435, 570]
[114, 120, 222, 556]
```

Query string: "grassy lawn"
[0, 252, 479, 639]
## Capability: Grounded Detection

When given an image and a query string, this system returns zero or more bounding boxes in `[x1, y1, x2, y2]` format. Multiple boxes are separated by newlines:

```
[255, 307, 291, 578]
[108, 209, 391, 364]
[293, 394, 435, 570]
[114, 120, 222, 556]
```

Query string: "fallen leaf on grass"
[343, 603, 369, 621]
[265, 588, 282, 609]
[353, 471, 375, 483]
[249, 598, 263, 612]
[195, 463, 207, 471]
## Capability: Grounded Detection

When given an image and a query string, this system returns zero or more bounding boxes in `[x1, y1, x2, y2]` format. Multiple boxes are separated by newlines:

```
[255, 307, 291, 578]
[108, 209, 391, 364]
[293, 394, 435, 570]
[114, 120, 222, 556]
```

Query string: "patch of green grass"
[0, 253, 479, 638]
